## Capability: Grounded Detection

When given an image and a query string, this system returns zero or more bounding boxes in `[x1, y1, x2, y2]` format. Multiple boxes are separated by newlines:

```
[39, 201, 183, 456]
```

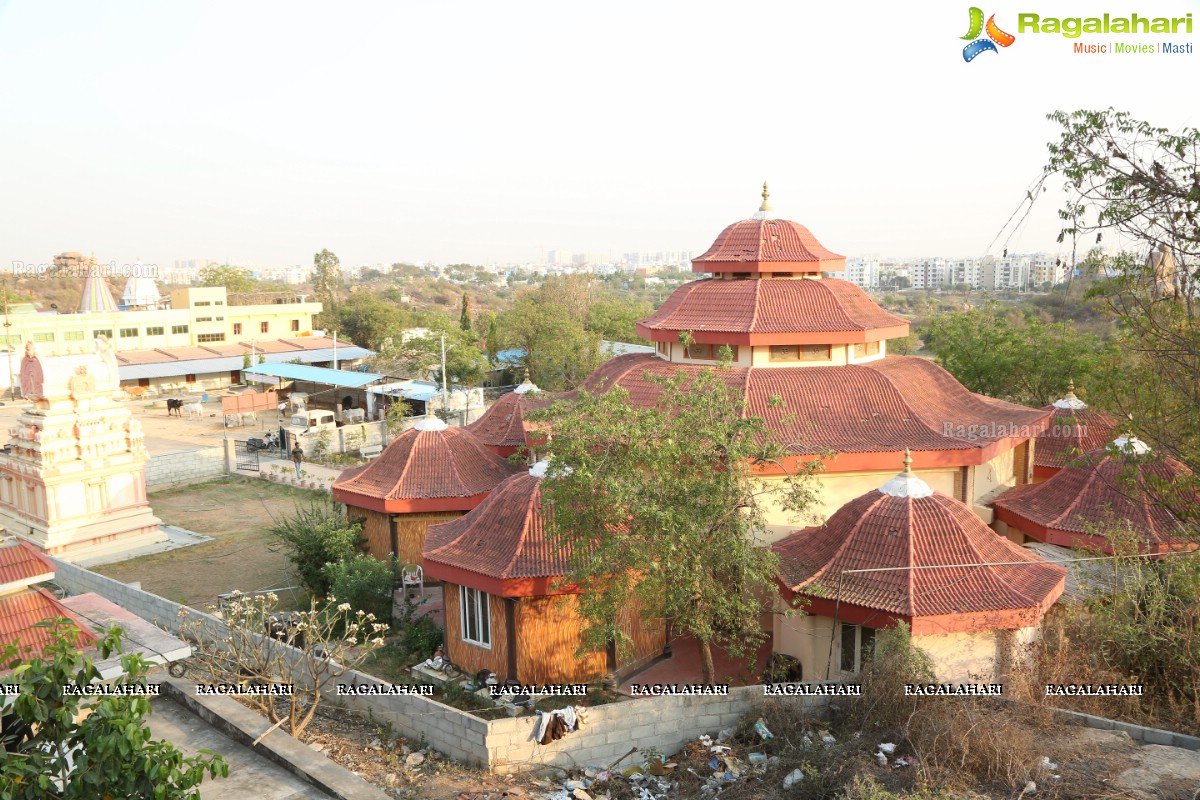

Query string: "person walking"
[291, 443, 304, 478]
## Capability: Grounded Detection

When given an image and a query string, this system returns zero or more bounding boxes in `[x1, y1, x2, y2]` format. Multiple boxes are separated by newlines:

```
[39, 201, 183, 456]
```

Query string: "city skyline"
[0, 1, 1195, 269]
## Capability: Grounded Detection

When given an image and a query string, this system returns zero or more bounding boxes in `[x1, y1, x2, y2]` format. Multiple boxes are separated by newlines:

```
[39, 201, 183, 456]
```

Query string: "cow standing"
[167, 398, 184, 417]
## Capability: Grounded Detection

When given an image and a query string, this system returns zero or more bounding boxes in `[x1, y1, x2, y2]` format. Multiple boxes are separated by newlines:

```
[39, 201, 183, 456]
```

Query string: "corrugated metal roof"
[243, 362, 382, 388]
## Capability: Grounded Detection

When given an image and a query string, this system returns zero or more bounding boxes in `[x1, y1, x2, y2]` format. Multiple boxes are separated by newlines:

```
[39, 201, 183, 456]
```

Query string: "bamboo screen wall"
[444, 582, 510, 678]
[514, 595, 607, 683]
[351, 507, 462, 564]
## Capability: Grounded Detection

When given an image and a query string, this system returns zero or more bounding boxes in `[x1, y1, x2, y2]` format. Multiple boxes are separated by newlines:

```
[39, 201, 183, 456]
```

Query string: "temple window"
[92, 330, 112, 340]
[657, 341, 669, 357]
[171, 325, 189, 335]
[146, 327, 164, 336]
[120, 328, 138, 338]
[32, 332, 55, 344]
[460, 586, 491, 647]
[839, 623, 876, 673]
[197, 333, 226, 343]
[852, 341, 881, 359]
[233, 323, 243, 335]
[260, 321, 270, 334]
[64, 331, 85, 342]
[685, 343, 737, 361]
[770, 344, 831, 362]
[291, 319, 301, 332]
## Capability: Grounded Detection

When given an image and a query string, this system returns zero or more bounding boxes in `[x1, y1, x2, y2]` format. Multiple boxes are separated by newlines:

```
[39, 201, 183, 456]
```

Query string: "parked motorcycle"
[246, 431, 279, 452]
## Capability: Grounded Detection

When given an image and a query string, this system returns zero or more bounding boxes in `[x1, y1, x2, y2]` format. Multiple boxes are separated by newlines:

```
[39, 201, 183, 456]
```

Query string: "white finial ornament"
[879, 448, 934, 498]
[751, 182, 774, 221]
[1052, 380, 1087, 410]
[514, 368, 540, 395]
[413, 415, 448, 431]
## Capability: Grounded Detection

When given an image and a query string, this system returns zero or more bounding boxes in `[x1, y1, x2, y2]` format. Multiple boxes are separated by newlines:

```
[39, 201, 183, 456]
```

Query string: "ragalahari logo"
[961, 7, 1016, 61]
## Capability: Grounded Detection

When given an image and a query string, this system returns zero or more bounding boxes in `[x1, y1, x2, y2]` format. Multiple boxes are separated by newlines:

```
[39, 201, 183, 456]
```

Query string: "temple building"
[0, 343, 163, 561]
[771, 453, 1066, 682]
[1032, 383, 1119, 482]
[994, 434, 1196, 555]
[423, 460, 666, 684]
[398, 187, 1066, 684]
[332, 416, 519, 565]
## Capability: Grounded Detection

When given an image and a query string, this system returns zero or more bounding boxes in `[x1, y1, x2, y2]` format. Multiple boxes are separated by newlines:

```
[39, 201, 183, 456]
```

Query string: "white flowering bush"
[178, 592, 388, 737]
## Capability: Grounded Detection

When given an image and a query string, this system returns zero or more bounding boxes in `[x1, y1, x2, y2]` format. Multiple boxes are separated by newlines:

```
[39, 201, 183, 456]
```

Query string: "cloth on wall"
[534, 705, 588, 745]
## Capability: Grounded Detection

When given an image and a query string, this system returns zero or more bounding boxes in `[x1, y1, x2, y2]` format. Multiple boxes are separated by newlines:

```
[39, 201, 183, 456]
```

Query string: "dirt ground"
[93, 477, 314, 609]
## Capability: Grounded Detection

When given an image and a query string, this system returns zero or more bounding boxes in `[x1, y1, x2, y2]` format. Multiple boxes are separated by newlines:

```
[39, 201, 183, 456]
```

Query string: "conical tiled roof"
[466, 389, 549, 457]
[1034, 385, 1119, 474]
[693, 220, 846, 274]
[423, 466, 567, 597]
[994, 441, 1196, 555]
[332, 421, 519, 513]
[773, 469, 1065, 634]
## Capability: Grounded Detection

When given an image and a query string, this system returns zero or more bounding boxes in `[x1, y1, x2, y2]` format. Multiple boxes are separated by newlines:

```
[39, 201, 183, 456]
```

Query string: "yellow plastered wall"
[974, 447, 1017, 505]
[757, 469, 958, 542]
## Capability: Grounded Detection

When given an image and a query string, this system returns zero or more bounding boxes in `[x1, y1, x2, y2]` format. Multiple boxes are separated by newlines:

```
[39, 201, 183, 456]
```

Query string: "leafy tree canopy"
[1, 620, 228, 799]
[198, 263, 256, 293]
[533, 363, 821, 683]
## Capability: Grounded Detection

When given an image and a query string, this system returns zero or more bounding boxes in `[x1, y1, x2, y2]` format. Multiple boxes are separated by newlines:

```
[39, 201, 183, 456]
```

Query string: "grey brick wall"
[146, 446, 229, 490]
[49, 560, 834, 773]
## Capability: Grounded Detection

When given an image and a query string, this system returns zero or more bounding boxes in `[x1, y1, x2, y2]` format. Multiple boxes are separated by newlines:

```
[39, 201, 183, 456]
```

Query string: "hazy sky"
[1, 0, 1197, 268]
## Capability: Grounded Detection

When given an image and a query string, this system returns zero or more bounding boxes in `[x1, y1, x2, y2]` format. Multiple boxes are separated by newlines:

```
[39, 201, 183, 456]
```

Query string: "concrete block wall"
[484, 688, 828, 775]
[146, 446, 229, 489]
[49, 561, 835, 773]
[332, 670, 492, 766]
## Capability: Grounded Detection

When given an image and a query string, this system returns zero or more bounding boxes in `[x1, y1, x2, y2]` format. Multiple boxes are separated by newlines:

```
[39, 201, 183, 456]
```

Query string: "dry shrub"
[907, 699, 1047, 791]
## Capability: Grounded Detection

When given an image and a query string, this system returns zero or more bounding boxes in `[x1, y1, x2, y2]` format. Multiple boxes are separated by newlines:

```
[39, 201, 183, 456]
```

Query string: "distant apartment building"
[844, 257, 880, 288]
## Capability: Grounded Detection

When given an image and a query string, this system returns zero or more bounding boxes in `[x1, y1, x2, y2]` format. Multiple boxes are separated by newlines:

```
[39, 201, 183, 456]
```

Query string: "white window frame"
[839, 622, 875, 674]
[460, 586, 491, 648]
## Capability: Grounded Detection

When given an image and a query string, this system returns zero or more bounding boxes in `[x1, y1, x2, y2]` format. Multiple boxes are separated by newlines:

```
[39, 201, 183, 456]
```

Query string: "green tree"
[269, 497, 364, 595]
[378, 326, 488, 387]
[533, 365, 821, 683]
[923, 303, 1107, 405]
[1044, 109, 1200, 484]
[459, 291, 472, 332]
[335, 292, 406, 351]
[0, 620, 228, 799]
[324, 555, 396, 624]
[586, 296, 652, 343]
[498, 278, 602, 391]
[198, 263, 256, 293]
[312, 249, 342, 325]
[482, 312, 501, 365]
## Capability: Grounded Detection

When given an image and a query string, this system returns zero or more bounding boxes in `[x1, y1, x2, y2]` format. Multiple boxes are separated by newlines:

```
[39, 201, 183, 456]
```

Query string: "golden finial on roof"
[1065, 379, 1076, 399]
[523, 367, 531, 383]
[759, 182, 772, 213]
[89, 252, 97, 266]
[902, 448, 913, 474]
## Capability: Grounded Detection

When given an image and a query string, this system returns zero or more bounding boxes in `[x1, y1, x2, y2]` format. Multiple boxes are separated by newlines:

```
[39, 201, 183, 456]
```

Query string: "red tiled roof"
[423, 472, 567, 597]
[465, 391, 549, 455]
[332, 426, 519, 514]
[0, 588, 99, 660]
[1034, 407, 1120, 471]
[0, 542, 54, 590]
[773, 489, 1065, 634]
[573, 354, 1050, 470]
[692, 218, 846, 273]
[993, 449, 1196, 554]
[636, 278, 907, 343]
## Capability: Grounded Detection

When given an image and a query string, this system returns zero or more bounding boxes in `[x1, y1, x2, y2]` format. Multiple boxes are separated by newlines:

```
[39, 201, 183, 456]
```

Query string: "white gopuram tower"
[0, 341, 163, 561]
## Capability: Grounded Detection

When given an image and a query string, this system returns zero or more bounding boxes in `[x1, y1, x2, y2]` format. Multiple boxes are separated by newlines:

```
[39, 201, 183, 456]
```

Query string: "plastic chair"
[401, 564, 423, 598]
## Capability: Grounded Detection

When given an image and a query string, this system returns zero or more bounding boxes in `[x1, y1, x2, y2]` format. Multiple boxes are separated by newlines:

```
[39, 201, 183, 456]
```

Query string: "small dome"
[1035, 384, 1119, 473]
[690, 192, 846, 275]
[995, 445, 1194, 555]
[466, 390, 549, 456]
[413, 415, 448, 431]
[332, 425, 518, 513]
[423, 471, 566, 597]
[773, 479, 1065, 634]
